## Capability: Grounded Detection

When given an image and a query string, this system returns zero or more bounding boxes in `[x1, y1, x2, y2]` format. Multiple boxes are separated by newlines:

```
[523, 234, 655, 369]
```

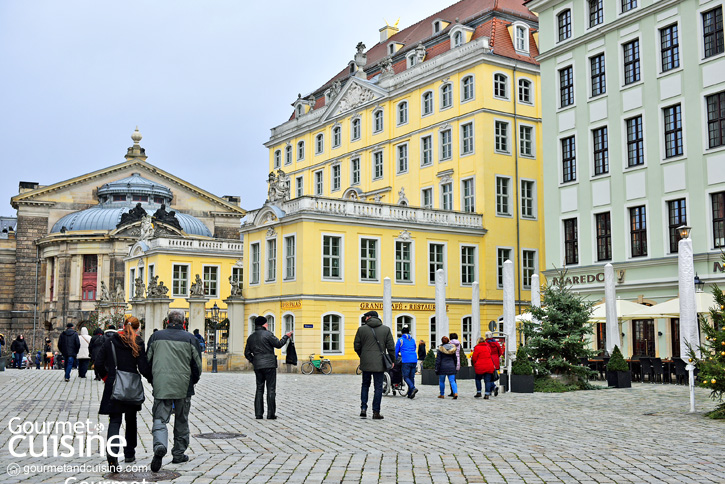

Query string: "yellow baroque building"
[241, 0, 544, 371]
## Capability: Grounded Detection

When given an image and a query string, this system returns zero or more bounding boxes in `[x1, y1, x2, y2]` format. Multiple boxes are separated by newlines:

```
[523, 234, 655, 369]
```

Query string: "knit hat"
[255, 316, 268, 327]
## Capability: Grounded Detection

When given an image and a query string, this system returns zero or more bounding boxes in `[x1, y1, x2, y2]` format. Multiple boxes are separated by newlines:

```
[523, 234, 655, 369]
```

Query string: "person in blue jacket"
[394, 325, 419, 399]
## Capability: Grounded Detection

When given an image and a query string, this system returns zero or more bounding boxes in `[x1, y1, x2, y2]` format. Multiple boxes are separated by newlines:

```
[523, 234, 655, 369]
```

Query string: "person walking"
[43, 338, 53, 370]
[417, 340, 426, 374]
[77, 327, 92, 378]
[147, 310, 202, 473]
[35, 350, 41, 369]
[486, 332, 503, 397]
[11, 335, 29, 369]
[95, 317, 151, 473]
[394, 325, 418, 399]
[58, 323, 80, 382]
[448, 333, 463, 396]
[471, 337, 495, 399]
[89, 328, 104, 379]
[244, 316, 292, 420]
[192, 329, 206, 356]
[435, 336, 458, 399]
[353, 310, 394, 419]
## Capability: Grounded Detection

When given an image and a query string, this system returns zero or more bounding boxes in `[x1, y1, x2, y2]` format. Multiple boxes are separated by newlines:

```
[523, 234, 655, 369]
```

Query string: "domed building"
[3, 129, 245, 347]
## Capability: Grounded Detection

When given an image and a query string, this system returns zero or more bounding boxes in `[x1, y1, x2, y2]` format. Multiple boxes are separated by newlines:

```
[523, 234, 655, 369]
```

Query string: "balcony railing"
[145, 238, 243, 254]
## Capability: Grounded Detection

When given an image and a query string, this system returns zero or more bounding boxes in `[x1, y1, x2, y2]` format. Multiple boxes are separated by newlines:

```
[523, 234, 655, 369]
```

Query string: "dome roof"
[51, 207, 212, 237]
[97, 172, 172, 200]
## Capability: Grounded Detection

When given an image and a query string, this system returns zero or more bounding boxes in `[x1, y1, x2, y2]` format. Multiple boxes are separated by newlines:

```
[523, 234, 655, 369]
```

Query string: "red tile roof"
[288, 0, 538, 120]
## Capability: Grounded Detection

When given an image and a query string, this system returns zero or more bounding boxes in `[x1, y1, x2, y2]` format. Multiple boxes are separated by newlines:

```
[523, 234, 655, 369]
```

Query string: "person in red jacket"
[485, 331, 503, 397]
[471, 337, 496, 399]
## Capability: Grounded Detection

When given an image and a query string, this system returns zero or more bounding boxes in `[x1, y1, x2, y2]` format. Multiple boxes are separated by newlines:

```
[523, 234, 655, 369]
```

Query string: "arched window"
[494, 73, 508, 99]
[453, 31, 463, 47]
[461, 76, 474, 101]
[518, 79, 532, 104]
[282, 313, 294, 354]
[297, 141, 305, 160]
[332, 126, 341, 147]
[396, 315, 414, 339]
[351, 118, 361, 140]
[265, 314, 276, 336]
[397, 101, 408, 125]
[422, 91, 433, 115]
[274, 150, 281, 169]
[322, 313, 343, 353]
[373, 109, 384, 133]
[461, 316, 473, 351]
[296, 105, 303, 117]
[441, 84, 452, 109]
[285, 145, 292, 165]
[315, 133, 324, 154]
[515, 25, 528, 52]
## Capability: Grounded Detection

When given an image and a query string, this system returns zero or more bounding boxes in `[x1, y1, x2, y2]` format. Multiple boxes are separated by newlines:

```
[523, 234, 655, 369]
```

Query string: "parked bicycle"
[301, 354, 332, 375]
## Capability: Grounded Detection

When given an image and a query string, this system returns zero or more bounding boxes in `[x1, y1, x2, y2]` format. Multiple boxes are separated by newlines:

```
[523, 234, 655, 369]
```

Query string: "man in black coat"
[353, 311, 395, 420]
[89, 328, 105, 380]
[10, 335, 29, 369]
[244, 316, 292, 420]
[58, 323, 80, 382]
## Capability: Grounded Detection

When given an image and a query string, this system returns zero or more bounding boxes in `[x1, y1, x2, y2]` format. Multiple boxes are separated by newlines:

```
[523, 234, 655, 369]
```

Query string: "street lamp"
[677, 225, 691, 239]
[694, 274, 705, 293]
[211, 302, 220, 374]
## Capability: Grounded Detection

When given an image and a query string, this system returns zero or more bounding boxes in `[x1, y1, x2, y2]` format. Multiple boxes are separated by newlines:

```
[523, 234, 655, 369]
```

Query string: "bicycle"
[301, 354, 332, 375]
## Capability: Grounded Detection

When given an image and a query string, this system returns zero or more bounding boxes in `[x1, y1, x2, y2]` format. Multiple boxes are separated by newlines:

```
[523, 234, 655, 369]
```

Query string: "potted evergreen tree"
[511, 345, 535, 393]
[421, 348, 437, 385]
[606, 345, 631, 388]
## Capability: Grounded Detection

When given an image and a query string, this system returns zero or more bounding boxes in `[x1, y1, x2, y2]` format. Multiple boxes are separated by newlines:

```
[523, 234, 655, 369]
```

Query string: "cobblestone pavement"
[0, 369, 723, 484]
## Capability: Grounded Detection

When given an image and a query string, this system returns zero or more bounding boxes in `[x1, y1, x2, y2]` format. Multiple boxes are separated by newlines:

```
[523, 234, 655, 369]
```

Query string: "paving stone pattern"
[0, 370, 723, 483]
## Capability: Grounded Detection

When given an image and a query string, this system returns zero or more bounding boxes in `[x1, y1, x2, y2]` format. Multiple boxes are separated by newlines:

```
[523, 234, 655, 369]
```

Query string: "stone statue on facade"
[147, 275, 159, 298]
[307, 95, 316, 111]
[229, 275, 243, 297]
[190, 274, 204, 297]
[99, 281, 110, 301]
[117, 203, 147, 228]
[134, 277, 145, 299]
[379, 56, 394, 77]
[139, 215, 155, 241]
[267, 169, 290, 203]
[415, 43, 427, 63]
[398, 187, 408, 205]
[157, 280, 169, 298]
[330, 80, 342, 98]
[114, 282, 125, 302]
[151, 204, 182, 230]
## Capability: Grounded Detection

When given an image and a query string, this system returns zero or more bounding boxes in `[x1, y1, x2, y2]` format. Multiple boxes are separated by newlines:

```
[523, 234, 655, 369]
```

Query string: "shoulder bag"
[369, 326, 393, 371]
[110, 343, 145, 404]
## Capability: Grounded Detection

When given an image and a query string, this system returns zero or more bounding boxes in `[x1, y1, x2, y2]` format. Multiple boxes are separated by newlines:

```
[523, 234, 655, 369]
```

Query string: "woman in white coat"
[77, 327, 92, 378]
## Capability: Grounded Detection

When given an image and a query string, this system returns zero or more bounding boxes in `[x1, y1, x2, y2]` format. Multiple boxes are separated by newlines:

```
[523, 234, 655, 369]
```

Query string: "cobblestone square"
[0, 370, 723, 483]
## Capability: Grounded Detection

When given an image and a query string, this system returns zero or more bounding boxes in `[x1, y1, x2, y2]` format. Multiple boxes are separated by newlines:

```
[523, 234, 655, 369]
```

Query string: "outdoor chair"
[597, 357, 610, 381]
[639, 357, 653, 383]
[651, 358, 665, 383]
[673, 357, 687, 385]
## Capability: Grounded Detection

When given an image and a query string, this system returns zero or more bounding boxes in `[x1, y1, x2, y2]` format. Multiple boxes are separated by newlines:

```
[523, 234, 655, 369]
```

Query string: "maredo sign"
[551, 272, 606, 285]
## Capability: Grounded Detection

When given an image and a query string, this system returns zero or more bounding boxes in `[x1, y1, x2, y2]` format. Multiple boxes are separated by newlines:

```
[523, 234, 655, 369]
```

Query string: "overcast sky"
[0, 0, 452, 216]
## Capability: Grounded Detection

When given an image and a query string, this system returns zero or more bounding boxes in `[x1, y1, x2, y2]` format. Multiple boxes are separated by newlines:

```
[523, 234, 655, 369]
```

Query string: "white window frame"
[283, 234, 296, 281]
[440, 83, 453, 110]
[396, 143, 409, 174]
[332, 125, 341, 148]
[494, 119, 510, 154]
[461, 315, 474, 351]
[460, 243, 478, 287]
[521, 248, 538, 289]
[520, 178, 537, 220]
[421, 187, 433, 209]
[461, 75, 475, 103]
[321, 312, 344, 354]
[359, 236, 381, 283]
[519, 123, 535, 157]
[373, 109, 384, 133]
[461, 121, 475, 155]
[397, 101, 409, 126]
[440, 128, 452, 161]
[496, 175, 512, 217]
[421, 135, 433, 166]
[331, 163, 341, 192]
[350, 157, 360, 185]
[295, 175, 304, 198]
[265, 238, 276, 283]
[274, 149, 281, 169]
[285, 144, 292, 165]
[453, 31, 463, 48]
[372, 150, 384, 180]
[513, 22, 529, 53]
[427, 241, 447, 285]
[429, 315, 438, 349]
[172, 264, 189, 297]
[351, 117, 361, 141]
[202, 264, 220, 296]
[281, 313, 295, 354]
[461, 177, 475, 213]
[250, 243, 260, 285]
[394, 238, 415, 284]
[321, 233, 344, 281]
[422, 91, 434, 116]
[518, 77, 533, 105]
[396, 314, 416, 340]
[314, 169, 324, 196]
[440, 181, 453, 210]
[315, 133, 324, 155]
[493, 72, 509, 99]
[496, 247, 514, 289]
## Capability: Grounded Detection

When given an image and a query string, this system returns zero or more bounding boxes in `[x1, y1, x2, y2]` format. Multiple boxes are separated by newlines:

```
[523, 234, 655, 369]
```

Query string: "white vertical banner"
[383, 276, 392, 329]
[678, 238, 700, 359]
[435, 268, 448, 340]
[472, 281, 480, 343]
[604, 263, 621, 354]
[503, 260, 516, 354]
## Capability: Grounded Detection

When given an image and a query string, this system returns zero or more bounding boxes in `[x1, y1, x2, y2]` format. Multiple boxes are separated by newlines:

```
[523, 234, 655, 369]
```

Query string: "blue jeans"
[361, 371, 384, 413]
[438, 374, 457, 395]
[401, 363, 416, 395]
[14, 352, 23, 368]
[475, 373, 496, 395]
[64, 356, 75, 380]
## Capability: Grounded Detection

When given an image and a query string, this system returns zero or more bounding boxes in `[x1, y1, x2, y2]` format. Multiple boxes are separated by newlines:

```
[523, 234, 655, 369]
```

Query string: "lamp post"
[211, 302, 220, 374]
[676, 225, 700, 413]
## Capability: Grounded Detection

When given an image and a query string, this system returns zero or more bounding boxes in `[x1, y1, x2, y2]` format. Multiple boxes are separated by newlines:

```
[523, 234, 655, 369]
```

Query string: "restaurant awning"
[589, 299, 649, 321]
[626, 291, 719, 319]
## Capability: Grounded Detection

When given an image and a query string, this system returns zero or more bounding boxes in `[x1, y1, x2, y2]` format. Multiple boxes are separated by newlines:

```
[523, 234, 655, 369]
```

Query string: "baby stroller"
[383, 358, 407, 396]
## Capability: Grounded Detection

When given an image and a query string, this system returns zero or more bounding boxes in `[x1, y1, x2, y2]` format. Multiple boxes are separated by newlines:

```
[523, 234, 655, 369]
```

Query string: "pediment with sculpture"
[323, 78, 388, 121]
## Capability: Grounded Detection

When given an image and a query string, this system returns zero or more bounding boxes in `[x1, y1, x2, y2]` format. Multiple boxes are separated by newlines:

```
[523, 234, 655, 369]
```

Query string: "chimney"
[223, 195, 241, 206]
[18, 181, 40, 194]
[379, 23, 399, 43]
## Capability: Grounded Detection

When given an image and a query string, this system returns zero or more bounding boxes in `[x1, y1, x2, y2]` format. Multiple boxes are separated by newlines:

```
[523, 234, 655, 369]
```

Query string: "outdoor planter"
[510, 374, 535, 393]
[457, 366, 474, 380]
[607, 370, 632, 388]
[0, 356, 6, 371]
[421, 369, 437, 385]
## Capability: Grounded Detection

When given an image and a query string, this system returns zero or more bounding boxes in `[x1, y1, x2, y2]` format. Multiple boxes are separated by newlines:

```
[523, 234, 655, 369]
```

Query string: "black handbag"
[369, 326, 393, 370]
[492, 369, 500, 382]
[110, 343, 145, 404]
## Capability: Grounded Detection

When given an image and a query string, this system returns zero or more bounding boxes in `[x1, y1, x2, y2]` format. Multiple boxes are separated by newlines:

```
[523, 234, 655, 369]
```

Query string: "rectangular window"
[113, 194, 126, 202]
[667, 199, 687, 253]
[172, 264, 189, 296]
[395, 241, 412, 283]
[496, 177, 510, 216]
[131, 195, 148, 202]
[564, 218, 579, 265]
[521, 180, 535, 218]
[429, 243, 444, 284]
[285, 145, 292, 165]
[297, 142, 305, 161]
[352, 119, 361, 140]
[626, 116, 644, 167]
[374, 111, 383, 132]
[351, 158, 360, 185]
[462, 179, 475, 213]
[561, 136, 576, 183]
[250, 243, 260, 284]
[633, 319, 655, 357]
[231, 267, 243, 287]
[497, 248, 511, 287]
[558, 10, 571, 42]
[590, 53, 606, 97]
[421, 136, 432, 166]
[592, 127, 609, 175]
[461, 123, 474, 154]
[707, 91, 725, 148]
[461, 246, 475, 285]
[284, 235, 296, 280]
[373, 151, 383, 179]
[522, 250, 536, 289]
[360, 238, 378, 281]
[266, 239, 276, 282]
[333, 126, 341, 147]
[712, 192, 725, 248]
[589, 0, 603, 28]
[322, 314, 342, 353]
[203, 266, 219, 296]
[495, 121, 508, 152]
[663, 104, 683, 158]
[630, 205, 648, 257]
[316, 135, 324, 154]
[623, 39, 641, 85]
[461, 316, 473, 351]
[295, 176, 303, 197]
[81, 254, 97, 301]
[660, 24, 680, 72]
[322, 236, 341, 279]
[314, 170, 323, 195]
[398, 103, 408, 125]
[622, 0, 637, 13]
[703, 7, 724, 59]
[397, 144, 408, 173]
[441, 183, 453, 210]
[559, 66, 574, 107]
[519, 125, 533, 156]
[596, 212, 612, 261]
[440, 129, 452, 160]
[422, 188, 433, 209]
[331, 164, 341, 191]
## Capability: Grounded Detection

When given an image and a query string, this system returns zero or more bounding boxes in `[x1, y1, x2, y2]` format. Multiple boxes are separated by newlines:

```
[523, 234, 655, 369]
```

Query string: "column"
[186, 297, 208, 338]
[224, 297, 246, 370]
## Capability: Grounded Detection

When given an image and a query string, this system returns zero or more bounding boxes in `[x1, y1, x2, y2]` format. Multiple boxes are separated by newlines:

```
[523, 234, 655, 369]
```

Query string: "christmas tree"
[696, 282, 725, 419]
[524, 271, 596, 381]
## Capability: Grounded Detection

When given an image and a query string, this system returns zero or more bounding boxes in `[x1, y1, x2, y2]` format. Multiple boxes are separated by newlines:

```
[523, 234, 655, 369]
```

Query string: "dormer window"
[407, 53, 417, 68]
[514, 23, 529, 52]
[296, 105, 303, 117]
[349, 62, 356, 74]
[449, 25, 473, 50]
[453, 31, 463, 47]
[389, 44, 395, 55]
[434, 21, 441, 33]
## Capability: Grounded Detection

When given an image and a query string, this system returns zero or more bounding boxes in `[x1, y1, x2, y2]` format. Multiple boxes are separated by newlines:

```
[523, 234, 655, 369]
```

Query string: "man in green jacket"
[147, 310, 202, 473]
[353, 311, 395, 420]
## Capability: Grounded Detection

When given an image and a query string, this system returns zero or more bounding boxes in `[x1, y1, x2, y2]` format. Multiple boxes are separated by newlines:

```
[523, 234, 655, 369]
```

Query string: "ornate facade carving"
[337, 84, 376, 115]
[266, 227, 276, 238]
[398, 229, 412, 241]
[398, 187, 409, 205]
[267, 169, 290, 203]
[134, 277, 145, 299]
[415, 43, 427, 63]
[380, 56, 394, 77]
[99, 281, 110, 301]
[190, 274, 204, 297]
[229, 275, 243, 297]
[139, 215, 155, 241]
